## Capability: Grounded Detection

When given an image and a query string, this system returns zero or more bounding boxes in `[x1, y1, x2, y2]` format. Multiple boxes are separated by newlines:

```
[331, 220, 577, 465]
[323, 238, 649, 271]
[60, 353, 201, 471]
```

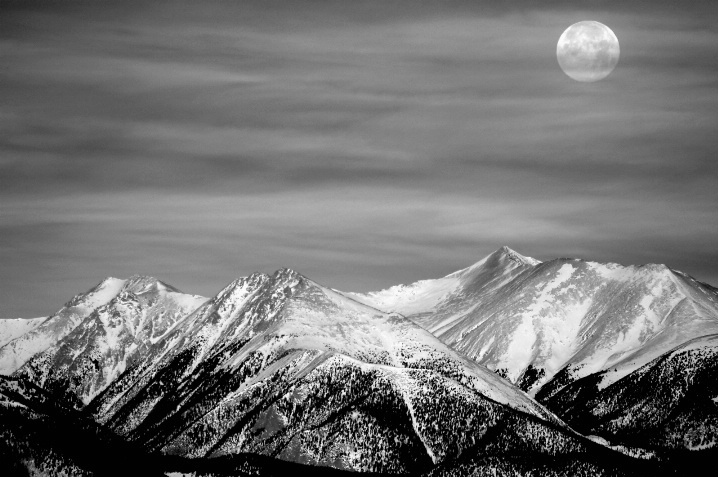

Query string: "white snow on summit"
[347, 246, 539, 320]
[9, 276, 207, 403]
[351, 247, 718, 397]
[0, 277, 127, 375]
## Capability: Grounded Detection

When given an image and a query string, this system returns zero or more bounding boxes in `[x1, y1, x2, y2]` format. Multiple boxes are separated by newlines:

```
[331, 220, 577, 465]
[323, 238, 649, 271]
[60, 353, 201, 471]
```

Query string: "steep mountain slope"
[0, 277, 127, 375]
[1, 376, 95, 476]
[0, 317, 46, 349]
[0, 376, 384, 477]
[11, 276, 207, 405]
[351, 247, 718, 399]
[0, 374, 695, 477]
[544, 334, 718, 451]
[88, 268, 607, 474]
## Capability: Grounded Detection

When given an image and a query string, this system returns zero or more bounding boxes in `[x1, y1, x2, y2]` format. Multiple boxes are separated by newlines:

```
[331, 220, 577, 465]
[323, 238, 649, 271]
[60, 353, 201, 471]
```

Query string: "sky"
[1, 0, 717, 317]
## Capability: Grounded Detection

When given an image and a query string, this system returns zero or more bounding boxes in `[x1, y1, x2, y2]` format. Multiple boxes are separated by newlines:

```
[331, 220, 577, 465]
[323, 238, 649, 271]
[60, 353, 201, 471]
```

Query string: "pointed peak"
[244, 271, 272, 287]
[229, 272, 271, 291]
[269, 268, 309, 296]
[492, 246, 541, 267]
[214, 272, 270, 300]
[92, 276, 128, 293]
[122, 275, 165, 294]
[206, 273, 272, 314]
[638, 262, 670, 273]
[272, 267, 305, 282]
[448, 246, 540, 278]
[64, 276, 127, 308]
[125, 274, 159, 283]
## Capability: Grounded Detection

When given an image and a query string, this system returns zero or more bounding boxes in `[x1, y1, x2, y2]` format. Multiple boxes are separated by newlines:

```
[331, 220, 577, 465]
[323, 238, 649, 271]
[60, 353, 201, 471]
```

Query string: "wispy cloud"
[1, 1, 717, 315]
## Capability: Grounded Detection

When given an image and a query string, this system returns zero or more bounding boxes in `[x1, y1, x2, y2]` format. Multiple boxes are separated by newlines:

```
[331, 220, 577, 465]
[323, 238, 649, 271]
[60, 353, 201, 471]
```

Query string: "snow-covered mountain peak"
[493, 245, 541, 267]
[449, 246, 540, 279]
[211, 274, 562, 425]
[211, 272, 270, 306]
[64, 277, 127, 309]
[351, 250, 718, 401]
[271, 267, 306, 286]
[8, 275, 208, 404]
[0, 277, 132, 375]
[121, 275, 175, 295]
[347, 246, 540, 320]
[639, 262, 671, 273]
[128, 271, 288, 377]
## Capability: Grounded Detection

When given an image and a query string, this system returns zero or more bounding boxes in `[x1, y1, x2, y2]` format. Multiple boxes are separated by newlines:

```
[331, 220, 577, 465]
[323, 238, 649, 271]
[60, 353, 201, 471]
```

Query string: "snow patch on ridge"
[502, 264, 576, 381]
[0, 318, 46, 349]
[348, 276, 462, 317]
[85, 277, 128, 308]
[0, 278, 128, 375]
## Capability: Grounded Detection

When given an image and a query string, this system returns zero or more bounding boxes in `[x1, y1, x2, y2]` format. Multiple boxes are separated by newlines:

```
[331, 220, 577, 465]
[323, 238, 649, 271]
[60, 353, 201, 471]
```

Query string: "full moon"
[557, 21, 620, 82]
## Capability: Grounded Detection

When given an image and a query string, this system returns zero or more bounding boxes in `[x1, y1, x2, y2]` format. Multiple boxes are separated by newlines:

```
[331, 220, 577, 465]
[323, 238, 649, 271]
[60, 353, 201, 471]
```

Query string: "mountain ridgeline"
[1, 247, 717, 476]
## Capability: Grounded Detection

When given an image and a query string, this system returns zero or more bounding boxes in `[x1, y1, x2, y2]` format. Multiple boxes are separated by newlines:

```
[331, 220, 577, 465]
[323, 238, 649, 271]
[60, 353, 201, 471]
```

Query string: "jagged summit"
[2, 275, 208, 402]
[272, 267, 304, 280]
[121, 275, 183, 295]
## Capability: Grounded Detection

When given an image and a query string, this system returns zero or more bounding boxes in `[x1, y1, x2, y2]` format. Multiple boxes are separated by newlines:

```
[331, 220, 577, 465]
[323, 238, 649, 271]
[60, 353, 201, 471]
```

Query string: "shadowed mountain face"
[0, 374, 704, 477]
[544, 334, 718, 451]
[0, 375, 392, 477]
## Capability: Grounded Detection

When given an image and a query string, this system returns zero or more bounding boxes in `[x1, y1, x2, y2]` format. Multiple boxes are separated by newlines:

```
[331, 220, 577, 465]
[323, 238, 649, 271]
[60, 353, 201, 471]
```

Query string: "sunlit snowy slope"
[7, 276, 207, 404]
[0, 317, 46, 349]
[350, 246, 718, 399]
[0, 277, 128, 375]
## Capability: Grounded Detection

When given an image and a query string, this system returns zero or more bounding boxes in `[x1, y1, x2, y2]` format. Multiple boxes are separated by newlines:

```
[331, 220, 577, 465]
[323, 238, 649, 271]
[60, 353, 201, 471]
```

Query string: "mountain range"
[2, 246, 717, 476]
